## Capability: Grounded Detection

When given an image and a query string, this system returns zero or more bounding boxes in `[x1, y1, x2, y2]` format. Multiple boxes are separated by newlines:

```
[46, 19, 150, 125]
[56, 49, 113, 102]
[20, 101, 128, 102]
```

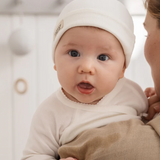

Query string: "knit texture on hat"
[52, 0, 135, 67]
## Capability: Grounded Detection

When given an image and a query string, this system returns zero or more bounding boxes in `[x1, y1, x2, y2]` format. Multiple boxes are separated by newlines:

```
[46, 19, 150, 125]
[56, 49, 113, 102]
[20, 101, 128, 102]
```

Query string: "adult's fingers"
[148, 94, 160, 105]
[60, 158, 78, 160]
[154, 102, 160, 112]
[145, 101, 160, 120]
[144, 87, 156, 98]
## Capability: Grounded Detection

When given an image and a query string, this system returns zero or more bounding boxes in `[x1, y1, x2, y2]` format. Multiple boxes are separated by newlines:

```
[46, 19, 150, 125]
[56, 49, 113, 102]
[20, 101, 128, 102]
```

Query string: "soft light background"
[0, 0, 154, 160]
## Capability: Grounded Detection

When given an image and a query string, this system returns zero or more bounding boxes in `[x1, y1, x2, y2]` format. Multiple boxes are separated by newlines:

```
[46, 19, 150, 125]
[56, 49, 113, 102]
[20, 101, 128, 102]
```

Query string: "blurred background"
[0, 0, 154, 160]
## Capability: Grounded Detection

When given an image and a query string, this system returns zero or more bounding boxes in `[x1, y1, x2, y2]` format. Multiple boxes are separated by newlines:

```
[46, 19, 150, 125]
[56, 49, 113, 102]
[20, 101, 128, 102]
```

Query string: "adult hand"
[144, 87, 156, 98]
[144, 87, 160, 120]
[60, 157, 78, 160]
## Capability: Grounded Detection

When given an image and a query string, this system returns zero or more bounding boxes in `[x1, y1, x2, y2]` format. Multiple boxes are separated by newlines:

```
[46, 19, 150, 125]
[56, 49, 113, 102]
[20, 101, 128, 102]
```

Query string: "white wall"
[0, 15, 153, 160]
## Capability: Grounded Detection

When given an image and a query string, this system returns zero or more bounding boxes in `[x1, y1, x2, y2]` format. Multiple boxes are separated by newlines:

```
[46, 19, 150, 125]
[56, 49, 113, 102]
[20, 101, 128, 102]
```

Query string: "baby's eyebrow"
[63, 43, 79, 47]
[100, 46, 111, 51]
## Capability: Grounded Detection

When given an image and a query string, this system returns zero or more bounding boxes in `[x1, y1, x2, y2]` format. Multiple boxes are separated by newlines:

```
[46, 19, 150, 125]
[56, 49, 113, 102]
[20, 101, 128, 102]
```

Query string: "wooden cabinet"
[0, 15, 60, 160]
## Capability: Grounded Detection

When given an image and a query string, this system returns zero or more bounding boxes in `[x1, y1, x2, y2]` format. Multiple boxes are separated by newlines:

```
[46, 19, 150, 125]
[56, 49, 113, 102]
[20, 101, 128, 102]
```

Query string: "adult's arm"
[59, 116, 160, 160]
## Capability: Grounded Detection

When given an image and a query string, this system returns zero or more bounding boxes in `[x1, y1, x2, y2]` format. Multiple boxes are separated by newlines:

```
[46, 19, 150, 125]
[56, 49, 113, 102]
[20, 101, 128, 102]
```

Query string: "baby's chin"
[62, 88, 102, 105]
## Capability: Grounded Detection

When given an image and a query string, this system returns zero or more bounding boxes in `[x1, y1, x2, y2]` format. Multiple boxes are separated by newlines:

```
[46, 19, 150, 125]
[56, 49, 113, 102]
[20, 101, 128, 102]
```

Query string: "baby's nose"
[78, 59, 95, 75]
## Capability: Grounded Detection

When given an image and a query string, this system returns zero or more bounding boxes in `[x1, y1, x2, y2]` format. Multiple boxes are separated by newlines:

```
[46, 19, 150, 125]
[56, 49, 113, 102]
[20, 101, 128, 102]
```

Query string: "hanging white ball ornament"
[8, 28, 34, 55]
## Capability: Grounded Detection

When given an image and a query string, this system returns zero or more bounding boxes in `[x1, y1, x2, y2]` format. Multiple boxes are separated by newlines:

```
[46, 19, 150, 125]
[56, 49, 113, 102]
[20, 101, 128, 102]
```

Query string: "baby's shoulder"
[123, 77, 144, 93]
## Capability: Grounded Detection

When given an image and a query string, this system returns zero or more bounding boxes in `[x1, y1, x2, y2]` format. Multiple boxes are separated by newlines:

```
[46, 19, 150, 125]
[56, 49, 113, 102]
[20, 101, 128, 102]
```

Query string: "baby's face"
[54, 27, 125, 104]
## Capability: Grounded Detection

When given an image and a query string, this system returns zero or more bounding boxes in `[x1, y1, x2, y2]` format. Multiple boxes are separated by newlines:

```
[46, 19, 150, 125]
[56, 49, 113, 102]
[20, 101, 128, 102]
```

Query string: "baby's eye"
[97, 54, 109, 61]
[68, 50, 80, 57]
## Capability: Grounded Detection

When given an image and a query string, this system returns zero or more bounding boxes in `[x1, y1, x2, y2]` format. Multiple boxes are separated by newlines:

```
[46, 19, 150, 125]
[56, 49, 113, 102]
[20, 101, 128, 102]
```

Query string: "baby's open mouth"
[78, 82, 94, 89]
[77, 82, 95, 94]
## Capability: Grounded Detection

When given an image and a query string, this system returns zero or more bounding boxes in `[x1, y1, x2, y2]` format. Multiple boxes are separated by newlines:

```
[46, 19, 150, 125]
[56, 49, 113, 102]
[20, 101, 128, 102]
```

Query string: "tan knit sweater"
[59, 116, 160, 160]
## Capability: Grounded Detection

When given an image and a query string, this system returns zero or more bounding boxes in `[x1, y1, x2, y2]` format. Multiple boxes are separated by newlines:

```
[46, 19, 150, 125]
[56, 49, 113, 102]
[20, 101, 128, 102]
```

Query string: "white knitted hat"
[52, 0, 135, 67]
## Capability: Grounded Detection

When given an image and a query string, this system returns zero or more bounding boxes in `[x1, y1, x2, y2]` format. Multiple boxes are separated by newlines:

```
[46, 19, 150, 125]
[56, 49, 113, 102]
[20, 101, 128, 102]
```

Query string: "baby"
[21, 0, 148, 160]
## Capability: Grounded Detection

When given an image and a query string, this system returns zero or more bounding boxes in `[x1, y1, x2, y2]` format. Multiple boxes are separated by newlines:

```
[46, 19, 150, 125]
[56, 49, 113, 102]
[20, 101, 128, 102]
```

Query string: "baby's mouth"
[78, 82, 94, 89]
[77, 82, 95, 94]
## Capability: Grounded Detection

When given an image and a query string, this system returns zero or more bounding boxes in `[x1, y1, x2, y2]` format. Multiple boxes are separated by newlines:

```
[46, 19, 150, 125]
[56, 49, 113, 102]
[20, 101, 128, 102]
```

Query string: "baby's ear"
[119, 66, 126, 79]
[54, 65, 57, 71]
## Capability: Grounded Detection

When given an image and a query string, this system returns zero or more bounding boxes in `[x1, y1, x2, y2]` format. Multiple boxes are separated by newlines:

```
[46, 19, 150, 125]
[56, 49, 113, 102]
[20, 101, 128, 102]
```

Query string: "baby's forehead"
[57, 26, 123, 51]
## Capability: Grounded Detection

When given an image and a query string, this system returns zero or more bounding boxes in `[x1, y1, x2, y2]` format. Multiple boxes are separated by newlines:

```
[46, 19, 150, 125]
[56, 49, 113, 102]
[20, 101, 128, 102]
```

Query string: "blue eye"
[68, 50, 80, 57]
[98, 54, 109, 61]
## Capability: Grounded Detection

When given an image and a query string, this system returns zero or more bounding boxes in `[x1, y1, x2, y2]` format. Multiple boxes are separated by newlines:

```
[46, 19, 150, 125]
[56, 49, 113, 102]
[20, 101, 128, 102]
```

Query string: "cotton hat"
[52, 0, 135, 67]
